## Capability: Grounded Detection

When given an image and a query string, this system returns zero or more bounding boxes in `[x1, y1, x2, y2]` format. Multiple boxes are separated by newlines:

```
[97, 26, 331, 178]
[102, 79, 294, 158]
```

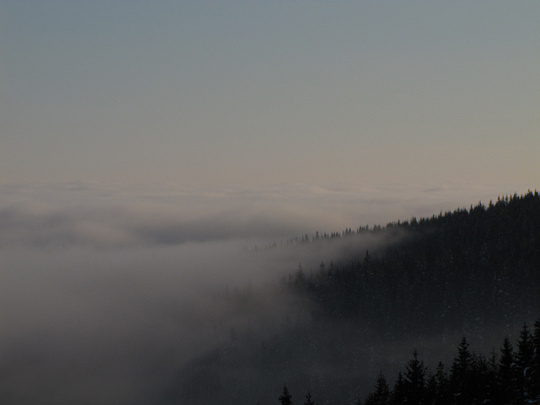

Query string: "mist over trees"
[289, 191, 540, 336]
[174, 191, 540, 405]
[1, 190, 538, 405]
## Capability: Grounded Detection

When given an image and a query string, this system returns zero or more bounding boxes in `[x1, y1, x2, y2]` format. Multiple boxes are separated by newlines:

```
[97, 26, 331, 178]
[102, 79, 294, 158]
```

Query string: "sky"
[1, 1, 539, 191]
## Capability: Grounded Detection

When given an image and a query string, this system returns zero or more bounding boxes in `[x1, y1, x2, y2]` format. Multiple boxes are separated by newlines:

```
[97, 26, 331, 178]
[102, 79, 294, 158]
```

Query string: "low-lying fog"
[0, 182, 523, 404]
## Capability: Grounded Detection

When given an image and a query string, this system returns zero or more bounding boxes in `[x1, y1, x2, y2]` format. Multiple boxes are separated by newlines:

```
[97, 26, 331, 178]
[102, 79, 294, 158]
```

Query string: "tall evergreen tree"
[450, 337, 473, 404]
[497, 337, 516, 405]
[515, 323, 535, 403]
[364, 372, 390, 405]
[532, 319, 540, 402]
[470, 353, 494, 404]
[431, 361, 451, 405]
[424, 372, 438, 405]
[391, 372, 406, 404]
[483, 350, 499, 405]
[279, 385, 292, 405]
[403, 350, 426, 404]
[303, 391, 315, 405]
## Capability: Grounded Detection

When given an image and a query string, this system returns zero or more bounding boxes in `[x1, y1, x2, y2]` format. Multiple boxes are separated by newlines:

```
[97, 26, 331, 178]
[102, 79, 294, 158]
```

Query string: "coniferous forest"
[278, 319, 540, 404]
[175, 191, 540, 405]
[289, 191, 540, 337]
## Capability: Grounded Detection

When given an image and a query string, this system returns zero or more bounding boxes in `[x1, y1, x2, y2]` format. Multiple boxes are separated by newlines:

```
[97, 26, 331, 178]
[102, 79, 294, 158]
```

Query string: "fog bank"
[0, 181, 529, 404]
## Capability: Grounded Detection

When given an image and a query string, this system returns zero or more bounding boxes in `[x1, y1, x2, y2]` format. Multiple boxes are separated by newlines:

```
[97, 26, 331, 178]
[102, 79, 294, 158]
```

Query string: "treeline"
[174, 192, 540, 405]
[277, 320, 540, 405]
[289, 191, 540, 336]
[361, 320, 540, 405]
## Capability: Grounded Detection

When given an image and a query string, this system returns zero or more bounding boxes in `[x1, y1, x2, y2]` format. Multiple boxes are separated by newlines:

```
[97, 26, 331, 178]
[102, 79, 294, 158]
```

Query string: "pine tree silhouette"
[279, 385, 292, 405]
[303, 390, 315, 405]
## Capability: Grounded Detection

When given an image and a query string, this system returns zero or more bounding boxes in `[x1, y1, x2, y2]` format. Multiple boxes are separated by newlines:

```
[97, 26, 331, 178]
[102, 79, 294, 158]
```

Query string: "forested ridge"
[175, 191, 540, 405]
[278, 319, 540, 404]
[289, 191, 540, 337]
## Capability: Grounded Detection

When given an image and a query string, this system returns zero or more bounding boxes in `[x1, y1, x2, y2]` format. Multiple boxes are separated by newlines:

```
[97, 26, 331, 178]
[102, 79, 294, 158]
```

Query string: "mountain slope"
[173, 191, 540, 405]
[291, 191, 540, 336]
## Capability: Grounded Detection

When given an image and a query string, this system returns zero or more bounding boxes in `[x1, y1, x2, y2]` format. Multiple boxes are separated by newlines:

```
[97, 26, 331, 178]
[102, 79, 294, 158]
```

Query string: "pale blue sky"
[2, 1, 539, 189]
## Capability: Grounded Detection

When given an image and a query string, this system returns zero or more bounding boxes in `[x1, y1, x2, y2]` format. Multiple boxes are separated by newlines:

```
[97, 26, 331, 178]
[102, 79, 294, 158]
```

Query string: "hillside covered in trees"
[278, 320, 540, 404]
[175, 191, 540, 405]
[289, 191, 540, 337]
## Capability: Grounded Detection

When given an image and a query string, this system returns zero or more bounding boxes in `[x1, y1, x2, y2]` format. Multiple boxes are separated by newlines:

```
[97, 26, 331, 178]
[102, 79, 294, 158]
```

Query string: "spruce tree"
[364, 372, 390, 405]
[532, 319, 540, 402]
[450, 337, 473, 404]
[497, 337, 516, 404]
[484, 350, 499, 405]
[424, 372, 438, 405]
[279, 385, 292, 405]
[470, 353, 492, 404]
[432, 361, 451, 405]
[403, 350, 426, 404]
[303, 391, 315, 405]
[391, 372, 406, 404]
[515, 322, 534, 403]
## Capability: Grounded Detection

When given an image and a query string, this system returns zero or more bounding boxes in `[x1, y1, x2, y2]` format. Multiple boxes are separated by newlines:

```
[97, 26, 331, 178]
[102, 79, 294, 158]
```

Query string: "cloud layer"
[0, 181, 530, 404]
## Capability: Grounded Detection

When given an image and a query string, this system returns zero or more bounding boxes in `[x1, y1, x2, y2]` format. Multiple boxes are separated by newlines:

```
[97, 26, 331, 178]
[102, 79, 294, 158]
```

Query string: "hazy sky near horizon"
[2, 1, 539, 189]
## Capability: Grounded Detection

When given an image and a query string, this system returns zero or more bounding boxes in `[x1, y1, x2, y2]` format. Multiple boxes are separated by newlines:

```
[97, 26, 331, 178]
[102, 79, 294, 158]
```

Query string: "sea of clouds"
[0, 181, 524, 404]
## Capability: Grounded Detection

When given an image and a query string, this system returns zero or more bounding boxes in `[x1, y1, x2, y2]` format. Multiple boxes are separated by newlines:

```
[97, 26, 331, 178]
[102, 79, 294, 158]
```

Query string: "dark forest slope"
[289, 191, 540, 337]
[173, 191, 540, 405]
